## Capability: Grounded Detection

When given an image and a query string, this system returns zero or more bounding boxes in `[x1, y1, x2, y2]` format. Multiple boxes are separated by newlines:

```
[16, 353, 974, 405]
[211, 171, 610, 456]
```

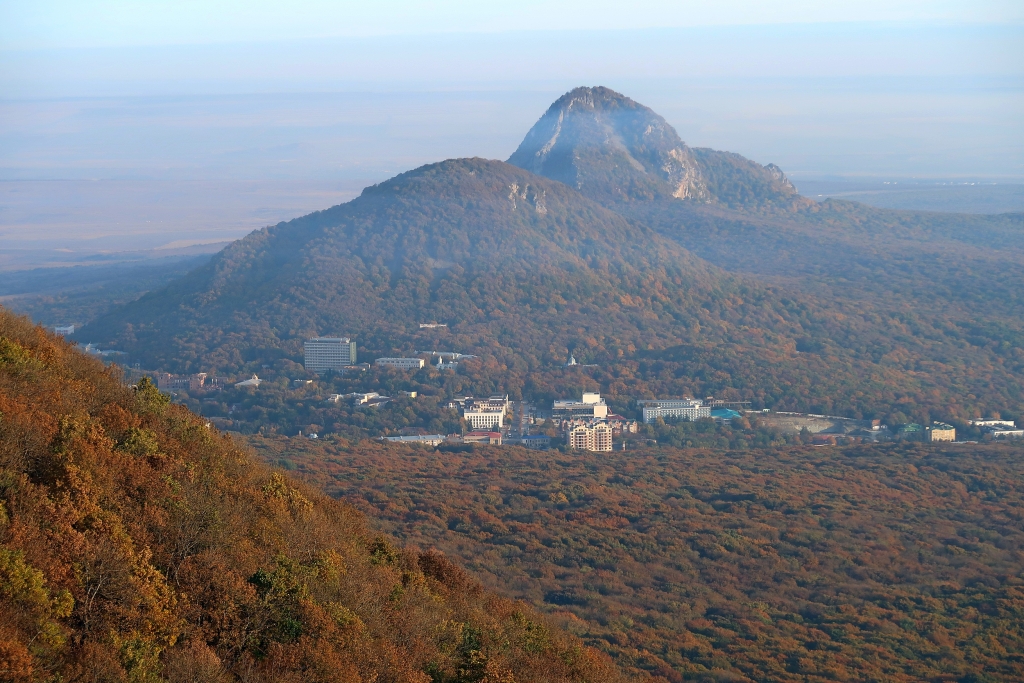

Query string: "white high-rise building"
[304, 337, 357, 374]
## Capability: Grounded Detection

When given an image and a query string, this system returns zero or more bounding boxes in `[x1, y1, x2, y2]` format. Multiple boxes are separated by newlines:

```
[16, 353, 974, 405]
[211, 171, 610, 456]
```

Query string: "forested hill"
[82, 156, 1024, 420]
[83, 157, 723, 370]
[507, 86, 805, 209]
[0, 309, 625, 682]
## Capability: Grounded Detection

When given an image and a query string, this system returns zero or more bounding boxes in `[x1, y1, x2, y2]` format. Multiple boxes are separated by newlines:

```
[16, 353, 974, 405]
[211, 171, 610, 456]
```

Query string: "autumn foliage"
[253, 435, 1024, 682]
[0, 308, 625, 683]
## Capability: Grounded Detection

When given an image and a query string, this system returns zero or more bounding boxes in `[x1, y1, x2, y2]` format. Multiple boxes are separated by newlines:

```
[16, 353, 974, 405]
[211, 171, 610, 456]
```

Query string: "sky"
[3, 0, 1022, 49]
[1, 1, 1022, 265]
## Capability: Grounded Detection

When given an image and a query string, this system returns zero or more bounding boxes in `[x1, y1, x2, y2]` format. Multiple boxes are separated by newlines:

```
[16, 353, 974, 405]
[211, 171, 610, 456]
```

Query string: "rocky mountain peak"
[508, 86, 709, 203]
[510, 86, 803, 209]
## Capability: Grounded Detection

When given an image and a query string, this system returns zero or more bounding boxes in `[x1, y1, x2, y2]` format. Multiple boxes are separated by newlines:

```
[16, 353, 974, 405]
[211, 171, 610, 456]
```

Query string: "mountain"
[0, 309, 625, 682]
[83, 157, 820, 377]
[508, 86, 805, 209]
[510, 87, 1024, 319]
[81, 155, 1024, 422]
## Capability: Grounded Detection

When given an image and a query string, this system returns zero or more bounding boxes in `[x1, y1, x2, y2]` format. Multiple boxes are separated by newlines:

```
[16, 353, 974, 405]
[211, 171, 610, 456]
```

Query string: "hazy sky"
[3, 0, 1022, 49]
[1, 1, 1022, 264]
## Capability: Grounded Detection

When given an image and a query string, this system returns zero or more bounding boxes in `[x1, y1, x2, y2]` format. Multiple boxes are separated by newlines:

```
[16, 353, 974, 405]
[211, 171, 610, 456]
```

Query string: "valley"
[2, 83, 1023, 683]
[251, 435, 1024, 682]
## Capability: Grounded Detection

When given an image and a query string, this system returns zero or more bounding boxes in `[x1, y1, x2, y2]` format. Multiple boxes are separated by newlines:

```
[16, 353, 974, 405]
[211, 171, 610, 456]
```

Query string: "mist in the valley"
[1, 22, 1022, 268]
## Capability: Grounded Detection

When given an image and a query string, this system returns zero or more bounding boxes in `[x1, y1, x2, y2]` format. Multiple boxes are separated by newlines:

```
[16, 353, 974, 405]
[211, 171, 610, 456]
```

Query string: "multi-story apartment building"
[567, 422, 613, 452]
[638, 398, 710, 423]
[304, 337, 357, 374]
[464, 408, 504, 430]
[375, 357, 425, 370]
[552, 393, 608, 419]
[927, 422, 956, 442]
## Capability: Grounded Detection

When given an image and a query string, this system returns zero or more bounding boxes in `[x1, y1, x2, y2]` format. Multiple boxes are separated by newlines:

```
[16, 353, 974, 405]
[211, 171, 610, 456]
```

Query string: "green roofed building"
[897, 423, 925, 441]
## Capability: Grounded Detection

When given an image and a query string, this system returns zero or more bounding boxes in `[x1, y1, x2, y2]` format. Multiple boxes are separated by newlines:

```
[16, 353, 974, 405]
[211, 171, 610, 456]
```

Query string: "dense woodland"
[0, 309, 624, 682]
[253, 435, 1024, 682]
[75, 156, 1023, 428]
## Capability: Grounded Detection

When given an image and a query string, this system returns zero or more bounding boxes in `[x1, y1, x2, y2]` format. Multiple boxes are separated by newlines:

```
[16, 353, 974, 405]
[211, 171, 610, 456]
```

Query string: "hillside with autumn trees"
[0, 308, 627, 683]
[252, 435, 1024, 682]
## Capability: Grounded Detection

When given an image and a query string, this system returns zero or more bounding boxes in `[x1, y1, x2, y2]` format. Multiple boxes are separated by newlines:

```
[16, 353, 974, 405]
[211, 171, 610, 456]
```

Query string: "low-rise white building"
[382, 434, 445, 446]
[375, 357, 425, 370]
[638, 398, 710, 423]
[552, 393, 608, 419]
[970, 419, 1017, 428]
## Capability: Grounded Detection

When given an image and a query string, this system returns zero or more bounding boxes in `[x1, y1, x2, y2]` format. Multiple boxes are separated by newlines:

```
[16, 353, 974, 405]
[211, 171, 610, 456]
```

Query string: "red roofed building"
[463, 431, 502, 445]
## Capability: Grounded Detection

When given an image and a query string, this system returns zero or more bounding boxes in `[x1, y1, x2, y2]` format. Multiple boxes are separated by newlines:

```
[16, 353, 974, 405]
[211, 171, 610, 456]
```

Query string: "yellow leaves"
[113, 631, 165, 683]
[0, 548, 55, 615]
[0, 547, 74, 650]
[262, 472, 313, 514]
[116, 427, 160, 458]
[321, 600, 362, 631]
[0, 336, 49, 376]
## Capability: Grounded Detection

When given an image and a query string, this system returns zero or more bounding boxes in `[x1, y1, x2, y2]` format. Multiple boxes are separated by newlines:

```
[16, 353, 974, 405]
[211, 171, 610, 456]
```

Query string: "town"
[121, 333, 1023, 451]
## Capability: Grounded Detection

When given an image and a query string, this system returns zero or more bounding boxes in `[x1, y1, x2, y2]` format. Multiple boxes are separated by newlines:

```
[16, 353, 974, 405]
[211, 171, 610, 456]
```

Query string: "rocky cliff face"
[508, 86, 710, 203]
[509, 86, 803, 209]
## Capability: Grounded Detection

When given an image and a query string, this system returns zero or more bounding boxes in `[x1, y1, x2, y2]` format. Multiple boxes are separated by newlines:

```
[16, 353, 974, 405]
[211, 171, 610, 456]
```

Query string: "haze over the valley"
[1, 1, 1022, 270]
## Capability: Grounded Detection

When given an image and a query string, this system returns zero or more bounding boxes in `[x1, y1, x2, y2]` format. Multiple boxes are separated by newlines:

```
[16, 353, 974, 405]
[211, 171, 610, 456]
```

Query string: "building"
[990, 427, 1024, 438]
[463, 431, 502, 445]
[53, 325, 75, 335]
[375, 357, 425, 370]
[327, 392, 381, 404]
[398, 390, 418, 398]
[419, 323, 447, 329]
[519, 434, 551, 450]
[552, 393, 608, 420]
[464, 408, 504, 430]
[970, 419, 1016, 428]
[447, 396, 474, 410]
[566, 422, 613, 452]
[382, 434, 445, 446]
[897, 423, 925, 441]
[473, 395, 510, 413]
[638, 398, 710, 424]
[155, 372, 208, 392]
[710, 408, 741, 421]
[304, 337, 357, 374]
[235, 374, 262, 388]
[927, 422, 956, 442]
[604, 414, 639, 435]
[435, 356, 458, 371]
